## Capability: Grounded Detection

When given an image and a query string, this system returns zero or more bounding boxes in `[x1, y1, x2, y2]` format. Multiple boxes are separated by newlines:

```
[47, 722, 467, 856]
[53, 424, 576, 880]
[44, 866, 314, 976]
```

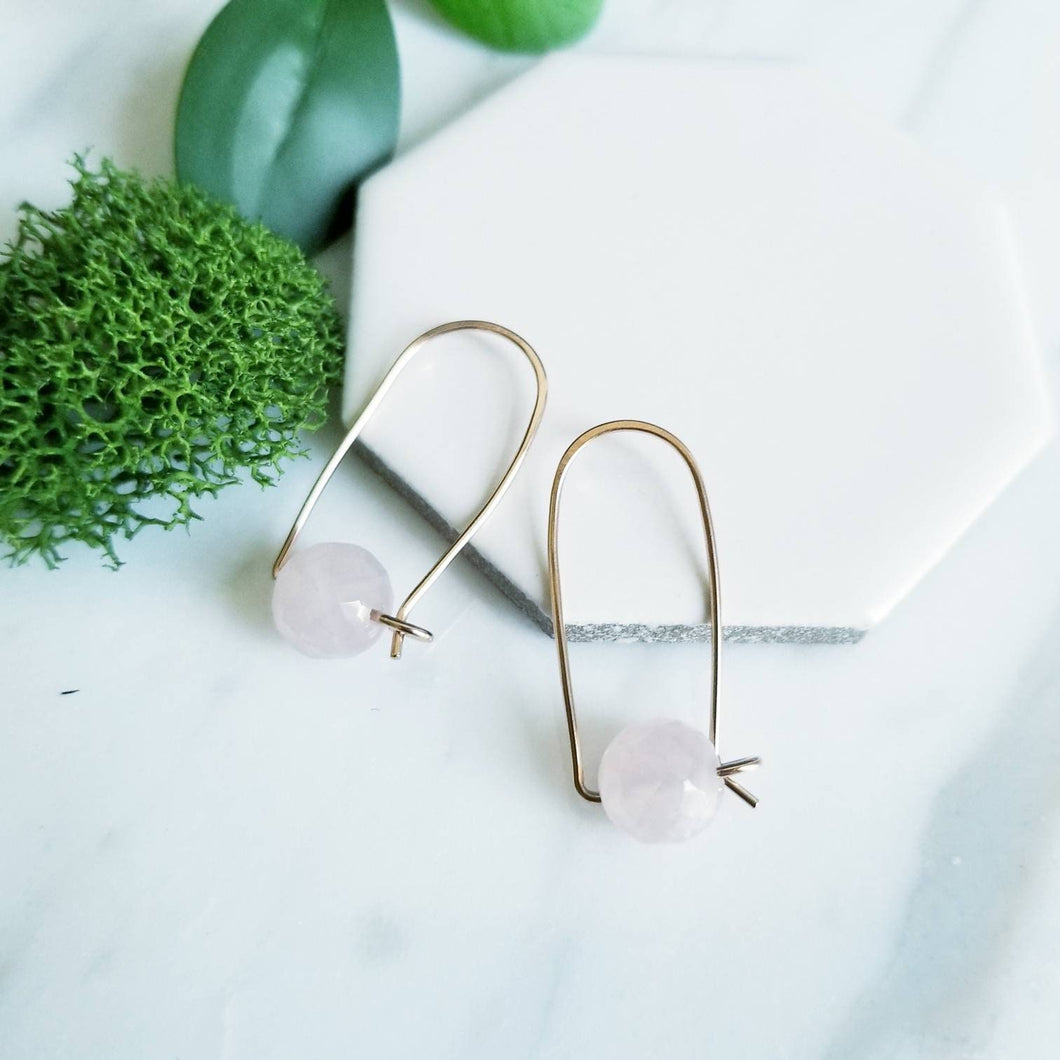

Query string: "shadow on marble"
[223, 545, 278, 639]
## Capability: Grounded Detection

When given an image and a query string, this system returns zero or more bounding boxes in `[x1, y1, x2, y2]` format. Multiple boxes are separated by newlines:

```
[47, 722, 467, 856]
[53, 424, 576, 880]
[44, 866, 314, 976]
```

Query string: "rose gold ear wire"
[547, 420, 760, 806]
[274, 320, 548, 658]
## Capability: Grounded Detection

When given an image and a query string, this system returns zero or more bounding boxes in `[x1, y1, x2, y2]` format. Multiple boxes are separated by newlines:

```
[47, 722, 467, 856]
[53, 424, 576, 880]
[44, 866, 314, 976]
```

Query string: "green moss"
[0, 157, 344, 568]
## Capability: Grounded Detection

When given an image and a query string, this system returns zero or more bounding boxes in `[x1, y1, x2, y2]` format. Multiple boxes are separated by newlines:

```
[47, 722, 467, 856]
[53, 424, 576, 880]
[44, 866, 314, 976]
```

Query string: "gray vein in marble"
[353, 441, 865, 645]
[822, 602, 1060, 1059]
[903, 0, 990, 126]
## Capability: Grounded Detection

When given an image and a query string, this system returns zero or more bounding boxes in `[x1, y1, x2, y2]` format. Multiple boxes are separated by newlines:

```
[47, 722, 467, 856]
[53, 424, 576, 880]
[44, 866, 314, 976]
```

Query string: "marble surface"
[3, 2, 1060, 1058]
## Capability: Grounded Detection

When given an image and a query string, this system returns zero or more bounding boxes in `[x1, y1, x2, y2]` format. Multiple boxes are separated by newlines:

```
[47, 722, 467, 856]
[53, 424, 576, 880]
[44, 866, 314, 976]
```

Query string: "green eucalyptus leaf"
[175, 0, 399, 252]
[429, 0, 603, 53]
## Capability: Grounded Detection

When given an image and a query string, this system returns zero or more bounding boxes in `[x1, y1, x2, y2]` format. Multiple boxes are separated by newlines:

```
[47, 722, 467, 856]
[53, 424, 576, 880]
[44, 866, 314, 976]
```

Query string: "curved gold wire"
[547, 420, 760, 807]
[274, 320, 548, 658]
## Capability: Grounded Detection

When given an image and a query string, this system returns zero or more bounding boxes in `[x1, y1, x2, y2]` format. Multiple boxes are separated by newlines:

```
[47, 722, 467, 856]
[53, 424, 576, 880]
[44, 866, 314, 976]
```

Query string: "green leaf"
[175, 0, 400, 252]
[429, 0, 603, 53]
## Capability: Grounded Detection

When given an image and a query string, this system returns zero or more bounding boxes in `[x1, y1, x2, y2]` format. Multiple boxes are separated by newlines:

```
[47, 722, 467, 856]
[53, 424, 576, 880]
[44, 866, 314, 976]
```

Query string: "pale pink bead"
[598, 719, 723, 843]
[272, 542, 393, 658]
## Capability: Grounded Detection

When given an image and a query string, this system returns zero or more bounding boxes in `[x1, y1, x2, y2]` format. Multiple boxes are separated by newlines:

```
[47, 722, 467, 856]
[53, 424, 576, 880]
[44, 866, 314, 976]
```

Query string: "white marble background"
[2, 2, 1060, 1057]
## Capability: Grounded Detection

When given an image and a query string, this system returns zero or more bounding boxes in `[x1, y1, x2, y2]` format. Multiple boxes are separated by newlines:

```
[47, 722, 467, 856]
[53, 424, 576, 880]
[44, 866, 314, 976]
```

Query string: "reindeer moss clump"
[0, 157, 344, 567]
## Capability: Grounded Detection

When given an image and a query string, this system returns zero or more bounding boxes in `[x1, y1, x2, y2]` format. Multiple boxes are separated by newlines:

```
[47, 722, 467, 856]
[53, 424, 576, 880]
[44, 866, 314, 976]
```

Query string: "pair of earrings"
[271, 321, 760, 843]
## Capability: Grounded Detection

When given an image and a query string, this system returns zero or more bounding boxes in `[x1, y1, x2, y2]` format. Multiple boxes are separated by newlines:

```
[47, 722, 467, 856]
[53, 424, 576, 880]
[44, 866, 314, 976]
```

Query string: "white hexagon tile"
[342, 54, 1052, 643]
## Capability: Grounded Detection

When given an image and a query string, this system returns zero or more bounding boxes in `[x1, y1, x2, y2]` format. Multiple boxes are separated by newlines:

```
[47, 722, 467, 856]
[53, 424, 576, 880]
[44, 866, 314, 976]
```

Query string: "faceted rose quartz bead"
[598, 719, 724, 843]
[272, 542, 393, 658]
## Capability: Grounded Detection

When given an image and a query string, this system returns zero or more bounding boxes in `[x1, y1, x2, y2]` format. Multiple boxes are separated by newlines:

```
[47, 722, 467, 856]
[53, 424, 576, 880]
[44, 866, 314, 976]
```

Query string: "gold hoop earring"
[273, 320, 547, 660]
[548, 420, 760, 842]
